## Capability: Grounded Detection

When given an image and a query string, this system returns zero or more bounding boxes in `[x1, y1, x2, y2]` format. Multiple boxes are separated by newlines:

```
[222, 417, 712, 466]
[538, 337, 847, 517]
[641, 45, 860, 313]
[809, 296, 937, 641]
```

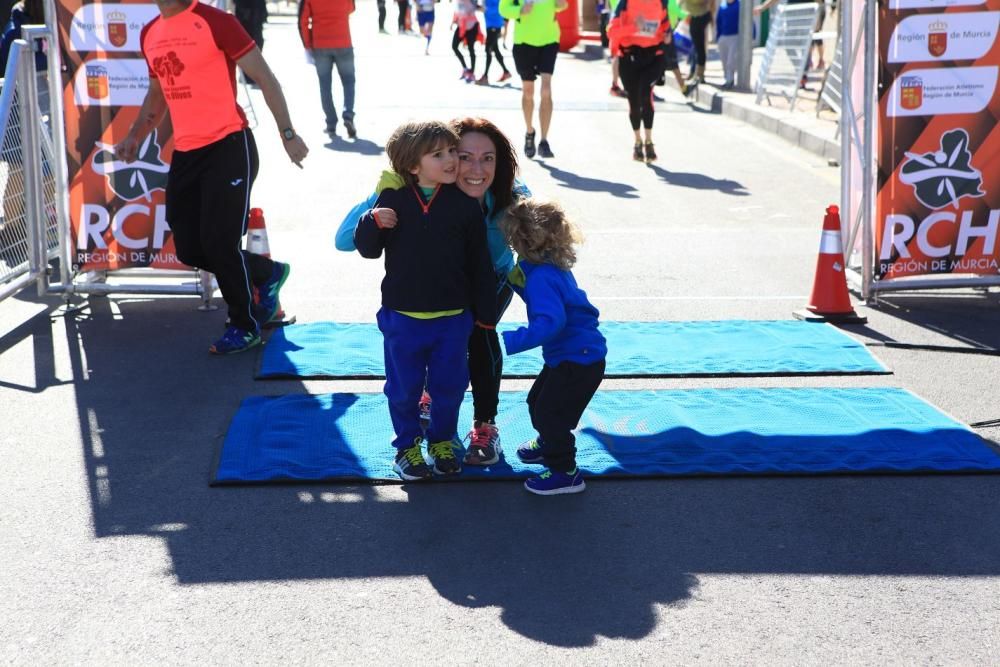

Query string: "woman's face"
[456, 132, 497, 203]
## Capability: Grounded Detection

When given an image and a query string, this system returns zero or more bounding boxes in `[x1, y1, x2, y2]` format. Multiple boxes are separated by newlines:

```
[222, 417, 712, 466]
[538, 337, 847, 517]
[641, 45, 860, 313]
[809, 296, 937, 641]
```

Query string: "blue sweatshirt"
[336, 178, 529, 280]
[484, 0, 505, 29]
[502, 260, 607, 366]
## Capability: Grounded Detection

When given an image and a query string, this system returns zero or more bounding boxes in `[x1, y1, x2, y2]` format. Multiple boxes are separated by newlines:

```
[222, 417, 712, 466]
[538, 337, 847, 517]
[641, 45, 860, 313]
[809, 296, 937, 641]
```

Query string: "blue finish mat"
[212, 388, 1000, 484]
[255, 320, 889, 379]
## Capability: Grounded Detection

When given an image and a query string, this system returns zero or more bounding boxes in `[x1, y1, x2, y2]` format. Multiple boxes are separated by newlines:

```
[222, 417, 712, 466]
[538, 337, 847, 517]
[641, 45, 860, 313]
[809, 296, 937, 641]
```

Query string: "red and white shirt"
[141, 0, 255, 151]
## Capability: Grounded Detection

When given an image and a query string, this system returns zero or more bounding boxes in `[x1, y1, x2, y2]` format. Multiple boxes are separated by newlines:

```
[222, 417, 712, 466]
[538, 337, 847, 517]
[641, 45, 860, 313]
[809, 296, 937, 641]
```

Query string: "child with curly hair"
[499, 199, 607, 495]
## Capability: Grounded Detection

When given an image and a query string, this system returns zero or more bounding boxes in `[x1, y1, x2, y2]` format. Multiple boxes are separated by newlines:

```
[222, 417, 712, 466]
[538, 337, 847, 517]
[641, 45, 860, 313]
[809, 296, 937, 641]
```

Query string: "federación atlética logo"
[898, 128, 984, 210]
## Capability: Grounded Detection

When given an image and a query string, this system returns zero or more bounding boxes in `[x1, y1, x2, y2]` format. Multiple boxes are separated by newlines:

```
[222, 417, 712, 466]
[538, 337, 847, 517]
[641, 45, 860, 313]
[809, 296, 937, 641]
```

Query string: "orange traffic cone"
[794, 205, 867, 324]
[245, 207, 270, 258]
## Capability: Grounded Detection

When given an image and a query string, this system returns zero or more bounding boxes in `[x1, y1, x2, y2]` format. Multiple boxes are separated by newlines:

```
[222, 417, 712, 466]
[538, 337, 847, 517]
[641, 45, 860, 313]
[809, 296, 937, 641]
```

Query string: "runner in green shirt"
[499, 0, 568, 158]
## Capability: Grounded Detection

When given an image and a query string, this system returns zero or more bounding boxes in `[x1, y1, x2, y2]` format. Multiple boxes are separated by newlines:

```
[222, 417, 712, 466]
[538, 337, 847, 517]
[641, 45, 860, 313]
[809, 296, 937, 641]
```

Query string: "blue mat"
[255, 320, 889, 379]
[212, 388, 1000, 484]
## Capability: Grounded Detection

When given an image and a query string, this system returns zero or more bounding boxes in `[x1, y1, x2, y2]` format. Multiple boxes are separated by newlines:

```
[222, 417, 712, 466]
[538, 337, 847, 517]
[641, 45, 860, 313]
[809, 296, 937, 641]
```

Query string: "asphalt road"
[2, 3, 999, 663]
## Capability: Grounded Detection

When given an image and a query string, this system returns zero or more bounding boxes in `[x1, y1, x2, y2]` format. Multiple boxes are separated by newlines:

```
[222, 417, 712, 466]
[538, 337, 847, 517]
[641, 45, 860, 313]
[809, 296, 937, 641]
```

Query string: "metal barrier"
[754, 2, 821, 111]
[0, 35, 58, 304]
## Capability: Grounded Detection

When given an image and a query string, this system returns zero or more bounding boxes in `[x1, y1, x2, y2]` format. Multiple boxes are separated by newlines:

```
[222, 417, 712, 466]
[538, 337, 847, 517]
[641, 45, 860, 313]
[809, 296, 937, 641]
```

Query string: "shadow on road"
[324, 136, 384, 156]
[535, 162, 639, 198]
[21, 293, 998, 648]
[646, 163, 750, 195]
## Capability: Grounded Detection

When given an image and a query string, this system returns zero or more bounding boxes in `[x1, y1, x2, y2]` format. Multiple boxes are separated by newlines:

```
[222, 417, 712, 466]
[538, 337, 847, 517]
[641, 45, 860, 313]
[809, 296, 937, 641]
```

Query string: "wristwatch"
[281, 127, 296, 141]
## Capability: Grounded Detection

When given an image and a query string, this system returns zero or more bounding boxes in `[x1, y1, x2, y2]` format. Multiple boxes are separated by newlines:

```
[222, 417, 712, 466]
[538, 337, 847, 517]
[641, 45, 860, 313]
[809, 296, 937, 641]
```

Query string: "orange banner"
[876, 0, 1000, 280]
[57, 0, 187, 271]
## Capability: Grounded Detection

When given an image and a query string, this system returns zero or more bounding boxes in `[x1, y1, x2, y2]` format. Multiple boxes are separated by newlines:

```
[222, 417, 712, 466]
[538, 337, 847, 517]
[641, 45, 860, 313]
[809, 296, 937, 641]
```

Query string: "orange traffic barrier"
[794, 205, 867, 324]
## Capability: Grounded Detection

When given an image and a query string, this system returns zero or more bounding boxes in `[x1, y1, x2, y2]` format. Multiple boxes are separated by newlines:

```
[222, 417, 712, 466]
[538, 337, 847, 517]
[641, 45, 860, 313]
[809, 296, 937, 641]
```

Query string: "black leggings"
[377, 0, 386, 30]
[467, 277, 513, 422]
[452, 24, 479, 72]
[483, 27, 509, 76]
[527, 359, 605, 472]
[397, 0, 408, 30]
[690, 13, 710, 67]
[619, 47, 663, 130]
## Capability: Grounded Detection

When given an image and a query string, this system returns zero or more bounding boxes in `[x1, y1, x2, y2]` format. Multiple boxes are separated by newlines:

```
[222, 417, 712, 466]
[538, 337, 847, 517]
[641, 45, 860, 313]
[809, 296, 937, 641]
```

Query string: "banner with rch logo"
[876, 0, 1000, 280]
[55, 0, 186, 271]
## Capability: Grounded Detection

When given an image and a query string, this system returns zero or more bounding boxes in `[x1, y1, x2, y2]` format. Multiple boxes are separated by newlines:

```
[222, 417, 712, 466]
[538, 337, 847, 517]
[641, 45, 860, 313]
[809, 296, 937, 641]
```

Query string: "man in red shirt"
[299, 0, 356, 139]
[115, 0, 309, 355]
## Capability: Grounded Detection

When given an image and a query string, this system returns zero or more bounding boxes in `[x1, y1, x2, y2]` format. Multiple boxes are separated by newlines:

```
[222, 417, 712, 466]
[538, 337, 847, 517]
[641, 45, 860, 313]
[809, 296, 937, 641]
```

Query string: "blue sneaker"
[516, 439, 544, 465]
[257, 261, 290, 324]
[524, 468, 585, 496]
[209, 326, 261, 355]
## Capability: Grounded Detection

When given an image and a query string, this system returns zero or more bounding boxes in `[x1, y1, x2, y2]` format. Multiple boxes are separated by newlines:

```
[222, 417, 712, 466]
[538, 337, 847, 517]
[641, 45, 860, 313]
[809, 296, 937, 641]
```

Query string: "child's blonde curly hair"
[500, 198, 582, 270]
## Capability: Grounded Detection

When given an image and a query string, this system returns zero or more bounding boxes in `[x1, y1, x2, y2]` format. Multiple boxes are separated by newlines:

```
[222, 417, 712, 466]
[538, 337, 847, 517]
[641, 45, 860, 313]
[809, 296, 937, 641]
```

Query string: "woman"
[336, 118, 529, 466]
[608, 0, 673, 162]
[681, 0, 714, 83]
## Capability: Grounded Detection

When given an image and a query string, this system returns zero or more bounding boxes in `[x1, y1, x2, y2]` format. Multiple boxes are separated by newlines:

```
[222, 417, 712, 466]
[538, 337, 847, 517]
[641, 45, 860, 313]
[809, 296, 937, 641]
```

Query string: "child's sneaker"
[209, 326, 261, 355]
[463, 421, 500, 465]
[393, 438, 433, 481]
[257, 261, 290, 324]
[428, 439, 461, 476]
[498, 71, 512, 82]
[516, 439, 544, 464]
[418, 390, 432, 422]
[524, 468, 586, 495]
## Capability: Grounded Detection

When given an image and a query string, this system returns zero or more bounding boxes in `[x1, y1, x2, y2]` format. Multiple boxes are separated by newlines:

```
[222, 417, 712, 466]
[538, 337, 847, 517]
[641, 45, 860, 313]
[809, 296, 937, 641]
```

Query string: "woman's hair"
[385, 120, 460, 186]
[450, 117, 517, 211]
[500, 198, 582, 270]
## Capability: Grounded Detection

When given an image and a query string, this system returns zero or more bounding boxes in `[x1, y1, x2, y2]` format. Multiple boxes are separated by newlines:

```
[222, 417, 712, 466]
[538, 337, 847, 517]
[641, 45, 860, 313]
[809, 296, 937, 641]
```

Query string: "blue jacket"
[336, 178, 529, 280]
[502, 260, 607, 367]
[483, 0, 505, 29]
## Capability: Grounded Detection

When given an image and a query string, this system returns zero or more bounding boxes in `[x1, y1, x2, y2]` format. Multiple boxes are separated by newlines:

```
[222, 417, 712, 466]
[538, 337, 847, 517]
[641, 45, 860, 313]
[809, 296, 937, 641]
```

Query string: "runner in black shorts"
[499, 0, 568, 159]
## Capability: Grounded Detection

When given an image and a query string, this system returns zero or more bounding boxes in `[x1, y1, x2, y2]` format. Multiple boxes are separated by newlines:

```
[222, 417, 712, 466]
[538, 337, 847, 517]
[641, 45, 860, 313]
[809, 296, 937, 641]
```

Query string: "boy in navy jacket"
[356, 120, 497, 481]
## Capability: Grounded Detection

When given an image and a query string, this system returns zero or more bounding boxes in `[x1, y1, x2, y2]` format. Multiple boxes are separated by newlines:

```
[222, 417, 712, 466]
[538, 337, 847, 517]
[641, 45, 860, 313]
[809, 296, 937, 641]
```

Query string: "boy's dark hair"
[385, 120, 460, 186]
[449, 117, 518, 212]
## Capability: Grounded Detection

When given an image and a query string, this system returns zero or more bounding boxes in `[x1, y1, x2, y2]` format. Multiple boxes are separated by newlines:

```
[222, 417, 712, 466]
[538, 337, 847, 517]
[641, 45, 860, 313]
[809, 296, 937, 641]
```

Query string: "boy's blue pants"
[377, 308, 473, 450]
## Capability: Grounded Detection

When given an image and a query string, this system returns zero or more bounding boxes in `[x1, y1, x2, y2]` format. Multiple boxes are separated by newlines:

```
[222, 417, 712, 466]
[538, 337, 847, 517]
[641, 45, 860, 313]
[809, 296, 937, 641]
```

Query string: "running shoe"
[418, 390, 432, 422]
[516, 439, 544, 464]
[476, 74, 489, 85]
[344, 119, 357, 139]
[462, 69, 474, 82]
[524, 130, 536, 158]
[394, 438, 433, 481]
[537, 139, 554, 159]
[684, 80, 698, 98]
[498, 71, 512, 82]
[644, 142, 657, 163]
[463, 421, 500, 465]
[256, 261, 290, 324]
[524, 468, 586, 495]
[209, 326, 261, 355]
[609, 84, 626, 97]
[633, 142, 644, 161]
[428, 439, 461, 476]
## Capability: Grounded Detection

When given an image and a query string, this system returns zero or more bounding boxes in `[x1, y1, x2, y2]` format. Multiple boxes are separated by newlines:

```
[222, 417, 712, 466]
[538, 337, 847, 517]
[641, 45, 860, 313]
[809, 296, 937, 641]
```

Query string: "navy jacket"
[355, 184, 498, 326]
